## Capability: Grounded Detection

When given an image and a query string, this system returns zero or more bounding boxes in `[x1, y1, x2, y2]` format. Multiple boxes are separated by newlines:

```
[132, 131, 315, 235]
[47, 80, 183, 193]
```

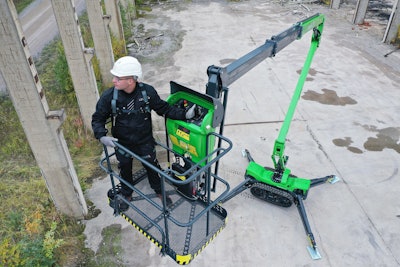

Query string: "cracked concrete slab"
[83, 1, 400, 266]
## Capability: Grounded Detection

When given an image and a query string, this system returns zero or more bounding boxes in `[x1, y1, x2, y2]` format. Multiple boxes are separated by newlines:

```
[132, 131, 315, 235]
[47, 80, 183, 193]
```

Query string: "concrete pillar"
[120, 0, 137, 25]
[86, 0, 115, 87]
[104, 0, 126, 48]
[330, 0, 341, 9]
[383, 0, 400, 44]
[353, 0, 369, 25]
[119, 0, 135, 15]
[0, 0, 87, 218]
[50, 0, 99, 131]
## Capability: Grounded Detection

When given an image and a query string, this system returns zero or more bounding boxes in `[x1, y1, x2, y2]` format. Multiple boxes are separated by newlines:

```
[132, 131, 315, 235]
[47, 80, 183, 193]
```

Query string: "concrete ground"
[83, 1, 400, 266]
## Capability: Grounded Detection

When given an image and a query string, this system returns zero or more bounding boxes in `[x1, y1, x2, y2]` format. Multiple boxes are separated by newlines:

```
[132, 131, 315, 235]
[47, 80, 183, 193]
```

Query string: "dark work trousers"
[116, 140, 162, 196]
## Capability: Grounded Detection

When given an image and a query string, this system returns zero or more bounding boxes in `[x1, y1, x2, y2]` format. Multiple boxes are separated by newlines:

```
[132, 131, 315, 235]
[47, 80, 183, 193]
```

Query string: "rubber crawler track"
[250, 182, 294, 207]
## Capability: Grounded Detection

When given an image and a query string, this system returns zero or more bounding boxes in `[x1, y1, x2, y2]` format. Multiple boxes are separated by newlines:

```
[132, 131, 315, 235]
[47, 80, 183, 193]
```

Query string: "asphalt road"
[0, 0, 85, 93]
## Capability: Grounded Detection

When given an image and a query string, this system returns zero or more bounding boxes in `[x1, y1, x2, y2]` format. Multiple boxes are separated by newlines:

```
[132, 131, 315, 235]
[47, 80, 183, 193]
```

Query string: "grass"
[0, 34, 103, 265]
[86, 225, 124, 266]
[0, 8, 126, 267]
[12, 0, 34, 13]
[0, 1, 163, 266]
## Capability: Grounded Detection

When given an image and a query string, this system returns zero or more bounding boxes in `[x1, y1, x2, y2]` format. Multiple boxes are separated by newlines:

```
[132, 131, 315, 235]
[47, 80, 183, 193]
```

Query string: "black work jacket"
[92, 83, 186, 145]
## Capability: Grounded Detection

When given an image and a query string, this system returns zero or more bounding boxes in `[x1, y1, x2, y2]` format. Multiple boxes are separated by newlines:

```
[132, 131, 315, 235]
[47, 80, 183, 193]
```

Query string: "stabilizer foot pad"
[307, 246, 322, 260]
[328, 175, 340, 184]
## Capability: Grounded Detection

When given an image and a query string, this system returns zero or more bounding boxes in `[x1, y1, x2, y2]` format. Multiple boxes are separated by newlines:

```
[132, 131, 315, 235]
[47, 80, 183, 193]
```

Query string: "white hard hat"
[110, 56, 142, 79]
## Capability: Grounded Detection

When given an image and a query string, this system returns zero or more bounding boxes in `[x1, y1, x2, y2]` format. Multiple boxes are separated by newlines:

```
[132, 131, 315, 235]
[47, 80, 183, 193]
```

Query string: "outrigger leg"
[295, 174, 339, 259]
[241, 149, 340, 260]
[293, 192, 321, 259]
[299, 175, 339, 259]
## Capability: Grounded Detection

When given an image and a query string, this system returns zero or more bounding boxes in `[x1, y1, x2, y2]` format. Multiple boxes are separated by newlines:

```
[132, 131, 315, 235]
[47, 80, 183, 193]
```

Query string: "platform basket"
[107, 169, 227, 265]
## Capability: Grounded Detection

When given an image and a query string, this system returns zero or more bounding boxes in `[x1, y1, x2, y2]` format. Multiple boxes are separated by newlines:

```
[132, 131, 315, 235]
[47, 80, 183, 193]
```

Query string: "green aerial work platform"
[99, 13, 339, 264]
[100, 80, 231, 264]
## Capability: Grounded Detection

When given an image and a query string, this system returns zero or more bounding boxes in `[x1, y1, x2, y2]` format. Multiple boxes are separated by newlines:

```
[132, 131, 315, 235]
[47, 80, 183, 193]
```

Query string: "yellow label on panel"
[187, 145, 198, 157]
[176, 128, 190, 141]
[178, 140, 189, 150]
[169, 135, 179, 146]
[176, 126, 190, 141]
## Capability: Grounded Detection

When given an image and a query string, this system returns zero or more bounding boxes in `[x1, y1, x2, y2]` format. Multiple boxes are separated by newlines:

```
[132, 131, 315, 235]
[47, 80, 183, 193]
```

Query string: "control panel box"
[166, 81, 224, 164]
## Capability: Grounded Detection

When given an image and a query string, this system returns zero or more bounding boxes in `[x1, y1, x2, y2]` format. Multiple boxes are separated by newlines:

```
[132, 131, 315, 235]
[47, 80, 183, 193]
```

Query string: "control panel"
[173, 99, 209, 126]
[166, 81, 224, 165]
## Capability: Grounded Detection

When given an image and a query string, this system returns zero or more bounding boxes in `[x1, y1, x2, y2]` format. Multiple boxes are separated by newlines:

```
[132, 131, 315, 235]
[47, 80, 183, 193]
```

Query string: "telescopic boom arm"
[206, 13, 325, 183]
[206, 13, 324, 99]
[272, 15, 324, 175]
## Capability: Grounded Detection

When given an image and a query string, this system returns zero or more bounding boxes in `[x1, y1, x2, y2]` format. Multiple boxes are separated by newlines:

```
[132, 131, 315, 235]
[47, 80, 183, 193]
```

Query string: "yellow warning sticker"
[176, 127, 190, 141]
[187, 144, 198, 157]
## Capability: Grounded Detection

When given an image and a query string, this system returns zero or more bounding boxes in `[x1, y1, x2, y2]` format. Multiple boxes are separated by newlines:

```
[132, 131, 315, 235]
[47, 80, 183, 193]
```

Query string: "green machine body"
[166, 81, 224, 165]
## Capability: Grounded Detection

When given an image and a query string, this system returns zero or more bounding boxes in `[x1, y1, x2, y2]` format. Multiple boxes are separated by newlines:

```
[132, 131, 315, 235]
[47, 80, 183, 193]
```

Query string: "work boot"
[119, 195, 132, 212]
[157, 194, 173, 207]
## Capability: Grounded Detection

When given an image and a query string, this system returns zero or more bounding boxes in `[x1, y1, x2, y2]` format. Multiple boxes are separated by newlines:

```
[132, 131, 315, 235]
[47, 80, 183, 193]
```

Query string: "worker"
[92, 56, 196, 211]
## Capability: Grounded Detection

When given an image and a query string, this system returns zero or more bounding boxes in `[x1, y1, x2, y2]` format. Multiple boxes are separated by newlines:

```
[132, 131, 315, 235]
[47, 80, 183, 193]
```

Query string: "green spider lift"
[206, 13, 339, 259]
[99, 13, 338, 264]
